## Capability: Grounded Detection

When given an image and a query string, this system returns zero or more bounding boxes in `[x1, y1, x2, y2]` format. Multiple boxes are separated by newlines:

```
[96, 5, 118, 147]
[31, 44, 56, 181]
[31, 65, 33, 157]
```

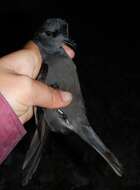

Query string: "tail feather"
[72, 124, 124, 177]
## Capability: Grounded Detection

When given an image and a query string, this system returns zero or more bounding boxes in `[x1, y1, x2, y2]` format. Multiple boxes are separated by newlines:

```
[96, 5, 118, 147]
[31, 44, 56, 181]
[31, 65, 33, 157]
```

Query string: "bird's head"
[34, 18, 75, 54]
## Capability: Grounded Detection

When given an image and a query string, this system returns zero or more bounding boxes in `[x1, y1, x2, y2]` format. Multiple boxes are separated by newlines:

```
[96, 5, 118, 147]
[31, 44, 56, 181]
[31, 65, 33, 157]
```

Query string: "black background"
[0, 2, 140, 190]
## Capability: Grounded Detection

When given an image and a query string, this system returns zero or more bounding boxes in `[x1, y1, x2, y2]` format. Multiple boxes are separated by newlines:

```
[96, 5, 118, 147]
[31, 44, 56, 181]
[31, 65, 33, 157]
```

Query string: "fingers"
[30, 79, 72, 108]
[63, 44, 75, 59]
[0, 48, 41, 79]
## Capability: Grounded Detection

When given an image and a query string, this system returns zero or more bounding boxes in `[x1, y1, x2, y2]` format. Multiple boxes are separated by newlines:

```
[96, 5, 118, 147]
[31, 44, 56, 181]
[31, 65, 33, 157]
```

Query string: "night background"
[0, 1, 140, 190]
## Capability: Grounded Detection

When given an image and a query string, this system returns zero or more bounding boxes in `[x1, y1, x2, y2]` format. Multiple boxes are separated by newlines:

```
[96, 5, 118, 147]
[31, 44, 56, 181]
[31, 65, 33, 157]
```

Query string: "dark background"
[0, 2, 140, 190]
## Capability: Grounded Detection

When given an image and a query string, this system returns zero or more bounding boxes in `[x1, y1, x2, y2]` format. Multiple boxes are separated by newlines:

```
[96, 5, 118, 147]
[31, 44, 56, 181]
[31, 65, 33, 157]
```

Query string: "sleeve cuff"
[0, 93, 27, 164]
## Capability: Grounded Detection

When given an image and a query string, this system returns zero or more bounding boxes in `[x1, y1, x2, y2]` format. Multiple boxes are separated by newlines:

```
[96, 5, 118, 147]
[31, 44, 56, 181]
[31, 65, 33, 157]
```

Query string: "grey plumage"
[22, 18, 123, 186]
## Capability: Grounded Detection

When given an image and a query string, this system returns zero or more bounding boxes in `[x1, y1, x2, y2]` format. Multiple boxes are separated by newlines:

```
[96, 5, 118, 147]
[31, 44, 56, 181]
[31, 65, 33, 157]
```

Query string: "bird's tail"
[73, 125, 123, 177]
[22, 109, 47, 186]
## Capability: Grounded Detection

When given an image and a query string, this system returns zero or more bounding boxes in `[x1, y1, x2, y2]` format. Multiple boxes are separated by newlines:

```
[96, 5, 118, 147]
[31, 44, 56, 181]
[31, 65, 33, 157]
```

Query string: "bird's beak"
[64, 40, 76, 50]
[72, 124, 123, 177]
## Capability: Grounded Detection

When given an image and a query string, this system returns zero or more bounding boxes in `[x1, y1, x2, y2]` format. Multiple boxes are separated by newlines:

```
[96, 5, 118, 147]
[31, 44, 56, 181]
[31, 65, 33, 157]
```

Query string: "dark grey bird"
[22, 18, 123, 186]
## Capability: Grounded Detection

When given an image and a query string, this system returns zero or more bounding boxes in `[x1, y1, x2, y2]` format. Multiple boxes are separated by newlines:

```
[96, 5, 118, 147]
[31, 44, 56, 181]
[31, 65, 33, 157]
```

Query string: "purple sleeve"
[0, 93, 27, 164]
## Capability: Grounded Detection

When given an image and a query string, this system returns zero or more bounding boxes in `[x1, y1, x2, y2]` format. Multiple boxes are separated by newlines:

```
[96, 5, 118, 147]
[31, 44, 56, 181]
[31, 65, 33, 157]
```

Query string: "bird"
[22, 18, 123, 186]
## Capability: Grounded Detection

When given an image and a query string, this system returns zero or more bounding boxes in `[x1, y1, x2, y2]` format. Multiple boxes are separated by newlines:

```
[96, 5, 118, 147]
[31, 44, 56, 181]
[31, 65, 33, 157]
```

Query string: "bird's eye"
[45, 30, 59, 37]
[45, 31, 53, 36]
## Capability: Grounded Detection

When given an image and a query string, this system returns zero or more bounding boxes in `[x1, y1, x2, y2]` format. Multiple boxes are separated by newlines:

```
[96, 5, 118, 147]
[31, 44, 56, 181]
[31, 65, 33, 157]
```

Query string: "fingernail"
[60, 91, 72, 103]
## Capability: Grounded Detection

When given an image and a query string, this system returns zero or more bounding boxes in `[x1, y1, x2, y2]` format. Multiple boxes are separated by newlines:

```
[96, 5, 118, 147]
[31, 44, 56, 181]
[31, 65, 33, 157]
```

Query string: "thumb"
[30, 79, 72, 108]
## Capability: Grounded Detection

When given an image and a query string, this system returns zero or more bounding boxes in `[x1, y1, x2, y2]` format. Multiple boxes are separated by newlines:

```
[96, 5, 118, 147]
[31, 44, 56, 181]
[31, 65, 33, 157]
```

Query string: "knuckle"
[47, 87, 59, 108]
[50, 88, 63, 108]
[52, 90, 58, 107]
[48, 87, 56, 107]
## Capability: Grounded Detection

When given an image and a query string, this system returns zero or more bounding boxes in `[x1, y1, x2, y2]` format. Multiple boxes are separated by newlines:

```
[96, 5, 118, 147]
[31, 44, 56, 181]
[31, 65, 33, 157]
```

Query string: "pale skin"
[0, 41, 75, 124]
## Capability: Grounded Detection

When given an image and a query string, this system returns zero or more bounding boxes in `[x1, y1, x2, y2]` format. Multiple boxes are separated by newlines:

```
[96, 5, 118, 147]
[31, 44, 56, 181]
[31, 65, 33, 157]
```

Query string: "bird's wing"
[22, 108, 48, 186]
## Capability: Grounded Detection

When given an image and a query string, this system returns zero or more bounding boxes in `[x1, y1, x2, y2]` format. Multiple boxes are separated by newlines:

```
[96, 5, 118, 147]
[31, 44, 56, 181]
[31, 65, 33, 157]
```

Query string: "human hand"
[0, 42, 75, 124]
